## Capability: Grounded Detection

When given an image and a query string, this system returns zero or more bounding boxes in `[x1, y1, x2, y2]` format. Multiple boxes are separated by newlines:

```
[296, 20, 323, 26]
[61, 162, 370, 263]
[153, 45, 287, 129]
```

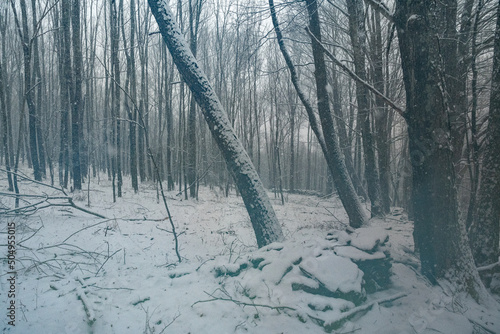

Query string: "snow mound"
[208, 237, 392, 331]
[349, 227, 389, 252]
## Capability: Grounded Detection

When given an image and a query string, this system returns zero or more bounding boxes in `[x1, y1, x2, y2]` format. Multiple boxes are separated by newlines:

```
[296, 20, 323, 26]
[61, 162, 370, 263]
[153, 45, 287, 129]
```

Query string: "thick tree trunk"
[469, 2, 500, 268]
[394, 0, 486, 299]
[148, 0, 284, 247]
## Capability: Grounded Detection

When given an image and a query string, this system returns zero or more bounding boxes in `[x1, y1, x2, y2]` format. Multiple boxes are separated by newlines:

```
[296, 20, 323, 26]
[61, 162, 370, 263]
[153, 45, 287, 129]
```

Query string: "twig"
[158, 312, 181, 334]
[76, 287, 96, 326]
[67, 198, 107, 219]
[18, 225, 44, 246]
[192, 291, 296, 311]
[323, 292, 407, 329]
[0, 190, 106, 219]
[0, 168, 68, 196]
[95, 248, 122, 276]
[149, 152, 181, 263]
[62, 220, 110, 243]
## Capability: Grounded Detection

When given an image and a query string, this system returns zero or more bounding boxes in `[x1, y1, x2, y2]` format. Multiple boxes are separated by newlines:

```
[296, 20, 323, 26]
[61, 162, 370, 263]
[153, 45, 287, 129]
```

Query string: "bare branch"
[363, 0, 393, 22]
[305, 27, 406, 118]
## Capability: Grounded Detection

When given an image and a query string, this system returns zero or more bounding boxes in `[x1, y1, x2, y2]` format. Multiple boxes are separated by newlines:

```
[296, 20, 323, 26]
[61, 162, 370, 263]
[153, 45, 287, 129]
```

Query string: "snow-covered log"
[147, 0, 284, 247]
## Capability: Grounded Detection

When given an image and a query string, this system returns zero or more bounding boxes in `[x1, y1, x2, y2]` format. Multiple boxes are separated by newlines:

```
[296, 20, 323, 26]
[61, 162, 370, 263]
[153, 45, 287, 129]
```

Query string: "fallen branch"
[76, 287, 96, 326]
[192, 291, 296, 312]
[62, 220, 110, 243]
[0, 168, 68, 195]
[0, 191, 106, 219]
[322, 292, 407, 330]
[95, 248, 121, 276]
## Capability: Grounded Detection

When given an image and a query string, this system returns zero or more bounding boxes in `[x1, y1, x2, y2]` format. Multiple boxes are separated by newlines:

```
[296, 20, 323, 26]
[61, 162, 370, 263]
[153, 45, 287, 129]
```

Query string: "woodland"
[1, 0, 500, 332]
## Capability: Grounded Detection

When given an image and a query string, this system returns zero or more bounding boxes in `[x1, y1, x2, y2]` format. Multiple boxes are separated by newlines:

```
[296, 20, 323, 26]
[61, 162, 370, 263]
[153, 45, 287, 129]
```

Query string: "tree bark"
[469, 2, 500, 268]
[123, 0, 139, 193]
[394, 0, 486, 299]
[148, 0, 284, 247]
[71, 0, 82, 190]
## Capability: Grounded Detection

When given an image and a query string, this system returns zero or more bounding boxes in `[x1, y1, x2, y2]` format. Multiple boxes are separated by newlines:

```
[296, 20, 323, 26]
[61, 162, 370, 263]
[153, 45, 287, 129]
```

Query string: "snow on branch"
[364, 0, 394, 22]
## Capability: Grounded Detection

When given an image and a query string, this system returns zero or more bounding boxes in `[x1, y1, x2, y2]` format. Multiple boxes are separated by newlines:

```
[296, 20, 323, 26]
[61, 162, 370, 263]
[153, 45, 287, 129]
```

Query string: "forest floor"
[1, 171, 500, 334]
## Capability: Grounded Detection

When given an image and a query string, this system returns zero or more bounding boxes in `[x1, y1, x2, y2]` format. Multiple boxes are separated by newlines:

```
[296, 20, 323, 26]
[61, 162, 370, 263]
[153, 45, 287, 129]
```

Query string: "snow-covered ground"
[1, 172, 499, 333]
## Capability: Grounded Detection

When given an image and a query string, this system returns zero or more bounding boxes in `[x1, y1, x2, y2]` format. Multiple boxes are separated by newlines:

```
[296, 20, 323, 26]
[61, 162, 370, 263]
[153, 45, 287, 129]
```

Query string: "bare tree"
[11, 0, 42, 181]
[304, 0, 367, 227]
[346, 0, 383, 217]
[71, 0, 83, 190]
[148, 0, 284, 247]
[110, 0, 122, 201]
[268, 0, 367, 227]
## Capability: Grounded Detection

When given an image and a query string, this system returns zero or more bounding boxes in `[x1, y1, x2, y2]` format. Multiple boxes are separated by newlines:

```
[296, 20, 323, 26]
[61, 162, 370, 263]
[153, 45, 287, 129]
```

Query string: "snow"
[335, 246, 386, 261]
[299, 254, 363, 295]
[1, 171, 500, 333]
[349, 226, 389, 252]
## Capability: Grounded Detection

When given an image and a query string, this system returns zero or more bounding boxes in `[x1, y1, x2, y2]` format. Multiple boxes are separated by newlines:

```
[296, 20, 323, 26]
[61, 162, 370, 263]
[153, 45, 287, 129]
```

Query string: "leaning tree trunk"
[304, 0, 367, 228]
[469, 2, 500, 268]
[394, 0, 486, 300]
[148, 0, 284, 247]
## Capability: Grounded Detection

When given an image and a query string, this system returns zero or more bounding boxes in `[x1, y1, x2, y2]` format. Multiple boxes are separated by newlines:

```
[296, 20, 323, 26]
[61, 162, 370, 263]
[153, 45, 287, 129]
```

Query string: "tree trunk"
[30, 0, 46, 179]
[0, 14, 15, 192]
[469, 2, 500, 268]
[110, 0, 122, 201]
[55, 2, 70, 188]
[304, 0, 367, 228]
[0, 60, 13, 191]
[124, 0, 139, 193]
[346, 0, 383, 217]
[187, 0, 204, 199]
[71, 0, 82, 190]
[370, 9, 391, 214]
[12, 0, 42, 181]
[148, 0, 284, 247]
[394, 0, 486, 299]
[269, 0, 366, 227]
